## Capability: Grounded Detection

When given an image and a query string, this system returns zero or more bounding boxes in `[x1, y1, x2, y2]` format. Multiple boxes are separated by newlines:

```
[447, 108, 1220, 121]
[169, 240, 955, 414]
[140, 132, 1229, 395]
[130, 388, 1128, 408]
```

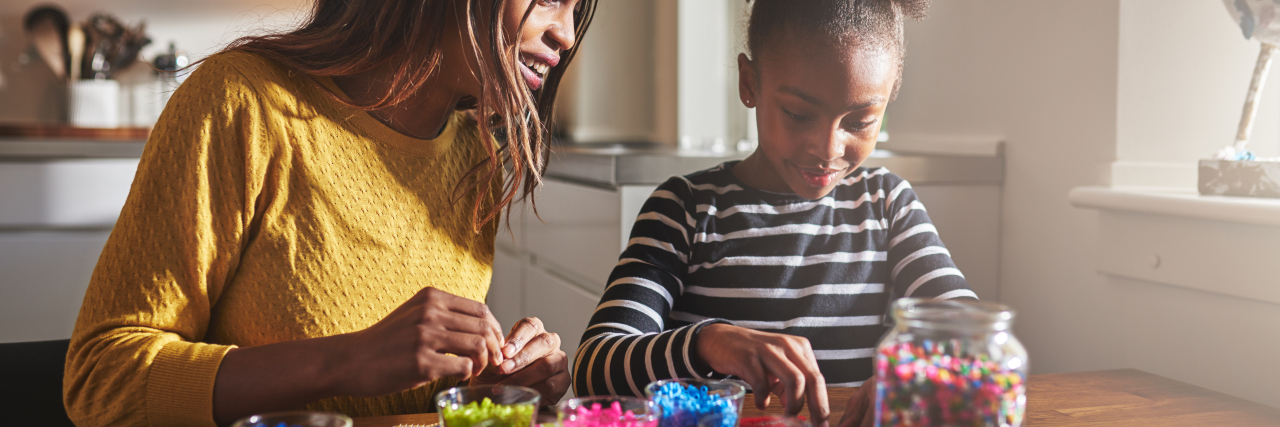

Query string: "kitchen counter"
[0, 125, 147, 160]
[549, 142, 1005, 188]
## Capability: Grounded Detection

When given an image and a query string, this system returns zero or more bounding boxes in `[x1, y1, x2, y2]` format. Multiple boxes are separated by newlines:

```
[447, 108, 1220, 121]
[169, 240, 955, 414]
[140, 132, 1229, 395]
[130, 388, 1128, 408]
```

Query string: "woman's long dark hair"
[220, 0, 595, 232]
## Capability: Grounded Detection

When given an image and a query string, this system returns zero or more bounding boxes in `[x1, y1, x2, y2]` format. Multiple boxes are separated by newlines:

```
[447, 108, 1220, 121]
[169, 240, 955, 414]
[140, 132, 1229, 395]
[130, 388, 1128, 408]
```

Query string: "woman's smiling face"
[504, 0, 579, 90]
[736, 35, 899, 200]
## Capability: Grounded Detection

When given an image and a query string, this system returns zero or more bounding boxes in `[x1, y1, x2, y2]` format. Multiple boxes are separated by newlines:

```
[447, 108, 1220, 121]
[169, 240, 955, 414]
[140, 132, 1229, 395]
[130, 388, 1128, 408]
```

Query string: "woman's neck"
[331, 66, 470, 140]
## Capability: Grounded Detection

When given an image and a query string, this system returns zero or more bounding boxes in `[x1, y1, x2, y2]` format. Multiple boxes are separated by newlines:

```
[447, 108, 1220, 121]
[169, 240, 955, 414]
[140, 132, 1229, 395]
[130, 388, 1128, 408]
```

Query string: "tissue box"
[1198, 159, 1280, 198]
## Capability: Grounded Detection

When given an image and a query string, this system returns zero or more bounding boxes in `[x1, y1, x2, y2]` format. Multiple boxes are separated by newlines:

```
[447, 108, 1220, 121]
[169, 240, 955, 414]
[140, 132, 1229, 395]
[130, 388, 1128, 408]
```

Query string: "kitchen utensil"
[79, 14, 150, 80]
[68, 24, 84, 81]
[22, 5, 70, 80]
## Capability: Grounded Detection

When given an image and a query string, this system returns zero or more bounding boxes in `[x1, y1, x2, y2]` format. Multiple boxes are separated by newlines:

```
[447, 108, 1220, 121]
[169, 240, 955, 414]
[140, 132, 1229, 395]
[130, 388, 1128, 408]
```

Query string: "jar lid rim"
[892, 298, 1015, 325]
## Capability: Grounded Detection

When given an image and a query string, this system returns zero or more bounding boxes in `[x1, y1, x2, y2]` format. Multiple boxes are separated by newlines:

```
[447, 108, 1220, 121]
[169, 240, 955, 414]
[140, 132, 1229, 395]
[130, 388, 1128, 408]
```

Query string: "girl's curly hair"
[745, 0, 928, 99]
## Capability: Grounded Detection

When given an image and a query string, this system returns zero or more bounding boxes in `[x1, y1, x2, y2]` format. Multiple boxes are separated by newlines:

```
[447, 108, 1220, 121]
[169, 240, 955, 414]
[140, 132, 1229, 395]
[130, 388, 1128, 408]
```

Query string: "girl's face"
[503, 0, 579, 90]
[736, 36, 898, 200]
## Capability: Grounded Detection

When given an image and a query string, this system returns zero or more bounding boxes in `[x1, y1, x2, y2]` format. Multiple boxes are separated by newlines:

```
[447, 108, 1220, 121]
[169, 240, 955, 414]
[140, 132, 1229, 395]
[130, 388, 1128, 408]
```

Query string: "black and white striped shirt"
[571, 162, 976, 397]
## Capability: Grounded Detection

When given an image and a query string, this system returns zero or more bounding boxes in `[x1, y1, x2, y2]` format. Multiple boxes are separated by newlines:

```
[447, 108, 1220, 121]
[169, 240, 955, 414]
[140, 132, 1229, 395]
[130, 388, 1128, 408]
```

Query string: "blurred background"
[0, 0, 1276, 411]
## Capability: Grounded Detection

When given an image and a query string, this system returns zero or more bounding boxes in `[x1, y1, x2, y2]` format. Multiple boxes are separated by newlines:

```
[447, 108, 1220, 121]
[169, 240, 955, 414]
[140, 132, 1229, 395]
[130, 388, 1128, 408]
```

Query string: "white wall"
[1116, 0, 1280, 187]
[890, 0, 1280, 408]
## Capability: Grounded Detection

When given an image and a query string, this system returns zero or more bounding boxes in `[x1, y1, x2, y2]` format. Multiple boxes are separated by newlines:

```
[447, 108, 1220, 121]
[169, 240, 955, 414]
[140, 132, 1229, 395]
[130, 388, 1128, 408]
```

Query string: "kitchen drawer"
[489, 248, 526, 331]
[0, 159, 138, 227]
[0, 230, 111, 342]
[524, 179, 620, 290]
[522, 264, 602, 371]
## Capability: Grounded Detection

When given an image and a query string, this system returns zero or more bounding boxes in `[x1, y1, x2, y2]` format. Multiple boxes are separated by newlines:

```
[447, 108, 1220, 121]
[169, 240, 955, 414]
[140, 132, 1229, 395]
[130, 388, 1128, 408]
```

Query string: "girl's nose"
[810, 127, 847, 162]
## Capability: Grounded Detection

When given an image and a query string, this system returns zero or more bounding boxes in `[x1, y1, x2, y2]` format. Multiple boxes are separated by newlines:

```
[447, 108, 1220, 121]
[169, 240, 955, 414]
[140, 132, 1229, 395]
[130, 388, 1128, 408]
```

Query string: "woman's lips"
[518, 62, 543, 90]
[518, 53, 556, 91]
[798, 167, 843, 188]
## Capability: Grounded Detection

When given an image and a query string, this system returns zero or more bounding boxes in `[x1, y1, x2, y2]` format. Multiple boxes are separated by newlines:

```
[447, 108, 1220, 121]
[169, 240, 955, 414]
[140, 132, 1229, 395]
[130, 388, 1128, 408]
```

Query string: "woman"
[62, 0, 595, 425]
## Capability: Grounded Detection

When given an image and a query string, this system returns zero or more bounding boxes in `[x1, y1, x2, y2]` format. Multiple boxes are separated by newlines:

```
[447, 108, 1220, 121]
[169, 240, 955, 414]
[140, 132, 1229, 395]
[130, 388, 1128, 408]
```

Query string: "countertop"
[0, 125, 148, 160]
[549, 142, 1005, 188]
[0, 137, 1006, 187]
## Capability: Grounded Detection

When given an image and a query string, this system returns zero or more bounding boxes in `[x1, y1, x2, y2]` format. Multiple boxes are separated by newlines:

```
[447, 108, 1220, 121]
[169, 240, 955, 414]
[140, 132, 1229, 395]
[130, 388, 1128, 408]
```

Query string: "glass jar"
[874, 298, 1028, 427]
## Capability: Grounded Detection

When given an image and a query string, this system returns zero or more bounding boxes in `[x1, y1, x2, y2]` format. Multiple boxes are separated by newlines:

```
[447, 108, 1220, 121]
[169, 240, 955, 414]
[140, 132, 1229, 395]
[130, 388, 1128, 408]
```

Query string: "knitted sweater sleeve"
[64, 54, 267, 427]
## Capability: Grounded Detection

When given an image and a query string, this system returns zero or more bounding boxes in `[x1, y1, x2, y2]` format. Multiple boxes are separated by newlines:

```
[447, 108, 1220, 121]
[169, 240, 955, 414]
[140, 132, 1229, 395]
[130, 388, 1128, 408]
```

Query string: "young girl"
[573, 1, 972, 426]
[64, 1, 594, 425]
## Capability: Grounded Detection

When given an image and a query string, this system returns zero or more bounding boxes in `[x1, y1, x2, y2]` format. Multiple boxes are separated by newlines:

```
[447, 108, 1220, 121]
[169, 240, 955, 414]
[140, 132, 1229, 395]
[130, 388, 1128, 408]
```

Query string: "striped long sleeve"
[573, 163, 974, 396]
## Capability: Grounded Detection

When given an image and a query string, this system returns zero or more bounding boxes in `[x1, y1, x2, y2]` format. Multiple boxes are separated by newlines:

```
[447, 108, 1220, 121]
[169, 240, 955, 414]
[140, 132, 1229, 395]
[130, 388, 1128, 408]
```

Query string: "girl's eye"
[843, 118, 878, 133]
[781, 107, 812, 123]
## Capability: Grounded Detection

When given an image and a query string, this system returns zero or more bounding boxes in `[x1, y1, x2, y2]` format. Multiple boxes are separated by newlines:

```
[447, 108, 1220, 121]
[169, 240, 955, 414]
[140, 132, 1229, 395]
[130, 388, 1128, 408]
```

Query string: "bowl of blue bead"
[230, 411, 353, 427]
[644, 379, 746, 427]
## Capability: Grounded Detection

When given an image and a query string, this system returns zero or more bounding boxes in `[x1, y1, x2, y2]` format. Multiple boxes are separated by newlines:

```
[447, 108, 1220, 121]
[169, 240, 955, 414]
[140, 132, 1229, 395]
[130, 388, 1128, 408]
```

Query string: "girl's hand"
[695, 324, 831, 424]
[335, 287, 507, 398]
[836, 376, 877, 427]
[470, 317, 570, 405]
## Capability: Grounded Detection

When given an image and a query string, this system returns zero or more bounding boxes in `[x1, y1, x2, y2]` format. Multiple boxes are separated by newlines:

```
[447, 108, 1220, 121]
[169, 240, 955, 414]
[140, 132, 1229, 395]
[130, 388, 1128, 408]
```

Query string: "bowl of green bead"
[435, 385, 540, 427]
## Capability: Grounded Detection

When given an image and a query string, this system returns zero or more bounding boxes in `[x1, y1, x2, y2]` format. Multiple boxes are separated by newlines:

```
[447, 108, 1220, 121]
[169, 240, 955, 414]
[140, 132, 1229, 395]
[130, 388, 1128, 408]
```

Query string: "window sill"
[1068, 186, 1280, 227]
[1069, 186, 1280, 305]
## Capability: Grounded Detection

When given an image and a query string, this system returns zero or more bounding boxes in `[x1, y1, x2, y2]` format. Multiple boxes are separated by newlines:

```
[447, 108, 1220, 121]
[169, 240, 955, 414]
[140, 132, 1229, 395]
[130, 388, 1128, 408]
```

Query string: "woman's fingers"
[430, 330, 495, 374]
[427, 288, 506, 366]
[500, 329, 558, 375]
[502, 317, 545, 359]
[434, 306, 505, 367]
[419, 350, 476, 381]
[496, 349, 567, 388]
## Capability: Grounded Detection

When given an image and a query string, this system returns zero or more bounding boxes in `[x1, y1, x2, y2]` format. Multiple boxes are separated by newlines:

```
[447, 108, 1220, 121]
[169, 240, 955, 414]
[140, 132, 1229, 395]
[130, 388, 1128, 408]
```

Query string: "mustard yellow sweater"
[64, 51, 500, 427]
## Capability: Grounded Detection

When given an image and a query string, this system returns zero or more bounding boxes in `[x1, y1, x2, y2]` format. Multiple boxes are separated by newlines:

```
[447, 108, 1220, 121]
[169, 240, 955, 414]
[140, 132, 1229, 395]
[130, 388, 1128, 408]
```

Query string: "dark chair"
[0, 339, 77, 427]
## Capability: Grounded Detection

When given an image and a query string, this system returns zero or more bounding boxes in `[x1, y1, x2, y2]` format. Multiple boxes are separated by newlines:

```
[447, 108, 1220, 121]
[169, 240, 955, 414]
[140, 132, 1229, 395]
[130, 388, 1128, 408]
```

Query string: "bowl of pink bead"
[557, 396, 662, 427]
[435, 385, 540, 427]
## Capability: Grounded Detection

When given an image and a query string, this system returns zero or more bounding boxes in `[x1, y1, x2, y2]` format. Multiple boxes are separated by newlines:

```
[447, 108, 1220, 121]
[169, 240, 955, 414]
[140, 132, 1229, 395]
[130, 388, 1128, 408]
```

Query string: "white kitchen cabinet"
[0, 156, 140, 343]
[487, 178, 658, 374]
[522, 265, 601, 370]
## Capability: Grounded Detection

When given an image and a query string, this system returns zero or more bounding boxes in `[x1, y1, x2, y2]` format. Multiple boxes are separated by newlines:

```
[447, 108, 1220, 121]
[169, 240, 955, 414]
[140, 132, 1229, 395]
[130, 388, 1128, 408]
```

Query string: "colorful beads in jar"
[643, 379, 745, 427]
[435, 385, 539, 427]
[875, 298, 1028, 427]
[558, 396, 661, 427]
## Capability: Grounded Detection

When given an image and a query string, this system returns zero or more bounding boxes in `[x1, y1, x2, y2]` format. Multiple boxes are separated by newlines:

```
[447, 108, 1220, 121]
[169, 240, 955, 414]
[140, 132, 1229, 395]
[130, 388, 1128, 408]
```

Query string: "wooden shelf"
[0, 124, 150, 141]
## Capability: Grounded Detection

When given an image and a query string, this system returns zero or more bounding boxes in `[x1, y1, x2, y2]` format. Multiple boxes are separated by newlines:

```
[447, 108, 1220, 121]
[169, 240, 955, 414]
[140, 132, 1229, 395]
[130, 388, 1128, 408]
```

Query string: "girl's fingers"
[760, 353, 806, 415]
[838, 382, 870, 427]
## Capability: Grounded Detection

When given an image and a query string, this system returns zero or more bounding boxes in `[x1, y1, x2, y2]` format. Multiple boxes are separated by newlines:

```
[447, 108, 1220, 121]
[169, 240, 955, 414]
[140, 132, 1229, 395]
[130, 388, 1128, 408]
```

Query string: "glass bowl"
[557, 396, 661, 427]
[644, 379, 746, 427]
[435, 385, 540, 427]
[230, 411, 352, 427]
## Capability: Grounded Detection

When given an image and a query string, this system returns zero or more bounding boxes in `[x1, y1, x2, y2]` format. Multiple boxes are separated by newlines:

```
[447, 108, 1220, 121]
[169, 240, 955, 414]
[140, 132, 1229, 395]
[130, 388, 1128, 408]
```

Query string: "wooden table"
[353, 370, 1280, 427]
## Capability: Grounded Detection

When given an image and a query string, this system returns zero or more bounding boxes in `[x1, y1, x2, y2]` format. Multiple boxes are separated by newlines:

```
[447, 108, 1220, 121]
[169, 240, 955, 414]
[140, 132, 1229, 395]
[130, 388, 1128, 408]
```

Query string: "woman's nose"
[546, 9, 576, 51]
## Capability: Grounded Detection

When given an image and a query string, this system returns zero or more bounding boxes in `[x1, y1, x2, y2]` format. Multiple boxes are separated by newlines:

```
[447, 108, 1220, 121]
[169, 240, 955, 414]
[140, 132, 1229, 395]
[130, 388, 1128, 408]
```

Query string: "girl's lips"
[798, 167, 843, 188]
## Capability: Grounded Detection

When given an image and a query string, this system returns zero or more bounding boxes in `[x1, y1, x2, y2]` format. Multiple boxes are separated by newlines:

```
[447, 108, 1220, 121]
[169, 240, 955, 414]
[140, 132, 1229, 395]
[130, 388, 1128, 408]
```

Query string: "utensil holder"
[70, 79, 121, 128]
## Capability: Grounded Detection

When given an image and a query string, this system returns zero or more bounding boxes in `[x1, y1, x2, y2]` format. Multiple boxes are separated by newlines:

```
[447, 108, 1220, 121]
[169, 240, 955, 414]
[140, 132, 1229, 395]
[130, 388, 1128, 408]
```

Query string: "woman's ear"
[737, 53, 757, 108]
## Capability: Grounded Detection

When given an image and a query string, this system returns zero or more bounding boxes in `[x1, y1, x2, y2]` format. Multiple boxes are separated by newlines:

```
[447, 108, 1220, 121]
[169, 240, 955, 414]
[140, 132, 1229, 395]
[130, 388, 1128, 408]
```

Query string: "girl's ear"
[737, 53, 758, 108]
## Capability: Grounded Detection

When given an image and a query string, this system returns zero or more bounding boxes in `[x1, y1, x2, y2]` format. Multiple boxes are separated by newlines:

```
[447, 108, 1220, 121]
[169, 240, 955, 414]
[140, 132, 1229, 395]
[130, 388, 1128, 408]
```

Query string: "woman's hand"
[470, 317, 571, 405]
[335, 287, 508, 397]
[695, 324, 830, 424]
[836, 376, 877, 427]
